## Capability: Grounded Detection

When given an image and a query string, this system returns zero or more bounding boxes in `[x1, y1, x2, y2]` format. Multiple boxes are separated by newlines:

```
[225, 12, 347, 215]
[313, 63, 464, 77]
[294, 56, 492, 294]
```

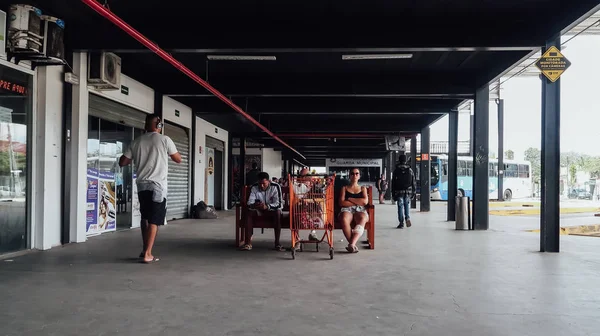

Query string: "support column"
[497, 99, 505, 201]
[227, 132, 234, 208]
[154, 91, 163, 122]
[385, 151, 393, 200]
[69, 52, 89, 243]
[410, 135, 417, 209]
[420, 128, 431, 212]
[473, 85, 490, 230]
[469, 105, 475, 156]
[239, 137, 246, 190]
[447, 112, 458, 221]
[540, 38, 561, 253]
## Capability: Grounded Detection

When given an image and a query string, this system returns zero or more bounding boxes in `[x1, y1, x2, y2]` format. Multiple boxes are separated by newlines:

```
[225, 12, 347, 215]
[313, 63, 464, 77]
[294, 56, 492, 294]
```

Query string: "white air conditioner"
[88, 52, 121, 90]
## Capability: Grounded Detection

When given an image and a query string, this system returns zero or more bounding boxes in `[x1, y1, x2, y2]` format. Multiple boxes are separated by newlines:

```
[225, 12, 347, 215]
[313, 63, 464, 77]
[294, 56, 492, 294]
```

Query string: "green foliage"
[524, 147, 541, 183]
[505, 150, 514, 160]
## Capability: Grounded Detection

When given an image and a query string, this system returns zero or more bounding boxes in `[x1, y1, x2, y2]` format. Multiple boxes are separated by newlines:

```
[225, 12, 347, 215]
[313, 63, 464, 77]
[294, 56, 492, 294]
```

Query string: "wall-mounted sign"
[535, 46, 571, 82]
[214, 128, 218, 134]
[421, 154, 430, 161]
[120, 85, 129, 95]
[0, 79, 27, 95]
[175, 109, 180, 117]
[198, 145, 202, 154]
[327, 158, 383, 167]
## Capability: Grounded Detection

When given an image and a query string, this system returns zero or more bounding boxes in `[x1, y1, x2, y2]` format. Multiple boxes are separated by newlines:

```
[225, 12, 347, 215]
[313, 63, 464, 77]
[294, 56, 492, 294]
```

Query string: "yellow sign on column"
[535, 46, 571, 82]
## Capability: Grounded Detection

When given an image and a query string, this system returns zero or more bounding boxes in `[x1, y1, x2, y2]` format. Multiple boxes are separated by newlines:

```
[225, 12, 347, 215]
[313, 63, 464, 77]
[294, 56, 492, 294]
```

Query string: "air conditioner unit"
[88, 52, 121, 90]
[6, 4, 43, 55]
[37, 15, 65, 63]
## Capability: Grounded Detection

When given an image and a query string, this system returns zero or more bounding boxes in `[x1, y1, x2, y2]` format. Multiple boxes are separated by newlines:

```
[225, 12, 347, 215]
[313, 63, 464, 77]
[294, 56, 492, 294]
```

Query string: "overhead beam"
[179, 97, 459, 114]
[127, 71, 480, 97]
[70, 15, 547, 51]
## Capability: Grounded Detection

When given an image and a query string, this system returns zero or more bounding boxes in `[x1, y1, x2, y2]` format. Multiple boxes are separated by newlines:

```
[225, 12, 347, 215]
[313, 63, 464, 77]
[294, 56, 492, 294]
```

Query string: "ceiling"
[5, 0, 599, 164]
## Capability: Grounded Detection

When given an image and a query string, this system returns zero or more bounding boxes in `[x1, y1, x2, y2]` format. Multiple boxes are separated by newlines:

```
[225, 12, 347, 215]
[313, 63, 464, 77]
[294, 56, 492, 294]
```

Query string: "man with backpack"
[391, 154, 416, 229]
[377, 174, 388, 204]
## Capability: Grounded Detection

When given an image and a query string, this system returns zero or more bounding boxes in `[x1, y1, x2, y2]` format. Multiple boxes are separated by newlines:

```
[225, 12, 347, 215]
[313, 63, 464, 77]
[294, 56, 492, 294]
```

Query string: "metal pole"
[447, 111, 458, 221]
[497, 99, 505, 201]
[420, 128, 431, 212]
[473, 86, 490, 230]
[540, 37, 561, 253]
[410, 135, 417, 209]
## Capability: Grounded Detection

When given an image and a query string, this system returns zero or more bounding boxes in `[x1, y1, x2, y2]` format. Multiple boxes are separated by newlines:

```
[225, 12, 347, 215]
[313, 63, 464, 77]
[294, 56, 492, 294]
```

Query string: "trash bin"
[455, 196, 470, 230]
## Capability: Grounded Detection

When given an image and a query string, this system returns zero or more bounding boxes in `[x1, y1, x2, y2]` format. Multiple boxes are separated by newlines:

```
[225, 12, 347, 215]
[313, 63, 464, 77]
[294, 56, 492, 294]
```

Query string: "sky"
[429, 34, 600, 160]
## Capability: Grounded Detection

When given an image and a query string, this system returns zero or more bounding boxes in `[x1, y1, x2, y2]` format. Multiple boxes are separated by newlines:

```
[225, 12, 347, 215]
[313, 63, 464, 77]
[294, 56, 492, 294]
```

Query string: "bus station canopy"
[28, 0, 600, 165]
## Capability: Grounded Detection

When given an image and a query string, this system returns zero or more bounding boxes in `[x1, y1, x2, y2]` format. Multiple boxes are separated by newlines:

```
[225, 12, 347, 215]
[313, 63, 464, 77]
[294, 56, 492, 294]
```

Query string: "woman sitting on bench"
[338, 168, 369, 253]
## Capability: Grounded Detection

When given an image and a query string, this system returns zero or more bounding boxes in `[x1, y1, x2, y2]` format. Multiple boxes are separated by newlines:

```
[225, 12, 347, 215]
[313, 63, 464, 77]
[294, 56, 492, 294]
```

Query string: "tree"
[505, 150, 514, 160]
[524, 147, 541, 183]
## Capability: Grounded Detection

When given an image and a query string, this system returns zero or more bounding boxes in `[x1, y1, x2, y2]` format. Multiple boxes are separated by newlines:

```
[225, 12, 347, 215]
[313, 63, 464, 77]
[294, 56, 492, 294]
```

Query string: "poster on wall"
[86, 170, 117, 235]
[205, 148, 215, 205]
[86, 168, 99, 230]
[131, 172, 141, 228]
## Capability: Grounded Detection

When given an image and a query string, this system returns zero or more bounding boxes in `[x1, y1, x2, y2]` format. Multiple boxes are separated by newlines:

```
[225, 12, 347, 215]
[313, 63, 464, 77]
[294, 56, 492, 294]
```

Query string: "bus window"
[488, 163, 498, 177]
[466, 161, 473, 176]
[458, 160, 467, 176]
[518, 164, 529, 178]
[505, 164, 518, 178]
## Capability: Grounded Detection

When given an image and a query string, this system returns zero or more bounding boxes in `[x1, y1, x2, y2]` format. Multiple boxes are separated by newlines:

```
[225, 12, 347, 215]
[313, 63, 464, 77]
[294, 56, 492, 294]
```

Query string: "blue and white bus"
[413, 155, 532, 201]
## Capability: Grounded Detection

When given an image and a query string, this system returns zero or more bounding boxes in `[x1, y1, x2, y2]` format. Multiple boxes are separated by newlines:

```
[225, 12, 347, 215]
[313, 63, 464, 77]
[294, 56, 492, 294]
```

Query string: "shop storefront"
[86, 93, 146, 235]
[0, 64, 33, 253]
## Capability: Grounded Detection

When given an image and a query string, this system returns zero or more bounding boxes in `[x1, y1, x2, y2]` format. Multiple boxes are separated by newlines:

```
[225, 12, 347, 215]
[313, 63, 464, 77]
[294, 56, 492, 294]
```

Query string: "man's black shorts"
[138, 191, 167, 225]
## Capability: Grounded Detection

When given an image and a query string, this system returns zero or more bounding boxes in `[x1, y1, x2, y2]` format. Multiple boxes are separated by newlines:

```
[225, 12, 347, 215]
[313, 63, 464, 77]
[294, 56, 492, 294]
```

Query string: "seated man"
[240, 172, 284, 251]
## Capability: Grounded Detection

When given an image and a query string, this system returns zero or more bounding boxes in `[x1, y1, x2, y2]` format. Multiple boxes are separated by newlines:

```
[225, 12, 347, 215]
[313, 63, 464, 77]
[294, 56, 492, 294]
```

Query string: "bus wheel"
[503, 189, 513, 201]
[457, 189, 465, 197]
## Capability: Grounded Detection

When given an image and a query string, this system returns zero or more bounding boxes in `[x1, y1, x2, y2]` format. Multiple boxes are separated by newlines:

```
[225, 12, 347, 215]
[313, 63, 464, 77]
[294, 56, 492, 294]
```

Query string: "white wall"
[33, 66, 63, 250]
[262, 148, 283, 180]
[194, 117, 229, 209]
[163, 96, 192, 129]
[89, 74, 154, 113]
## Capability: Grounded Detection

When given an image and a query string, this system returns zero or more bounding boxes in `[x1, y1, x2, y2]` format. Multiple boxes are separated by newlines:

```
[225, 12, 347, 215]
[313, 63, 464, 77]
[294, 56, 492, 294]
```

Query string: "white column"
[69, 52, 88, 243]
[33, 66, 64, 250]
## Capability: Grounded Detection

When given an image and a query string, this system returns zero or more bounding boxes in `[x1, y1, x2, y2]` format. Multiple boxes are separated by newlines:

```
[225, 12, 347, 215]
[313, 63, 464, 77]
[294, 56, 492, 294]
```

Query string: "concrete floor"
[1, 203, 600, 336]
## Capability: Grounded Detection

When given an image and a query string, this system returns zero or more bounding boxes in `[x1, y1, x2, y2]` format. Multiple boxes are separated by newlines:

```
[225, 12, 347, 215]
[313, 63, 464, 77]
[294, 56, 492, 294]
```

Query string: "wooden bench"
[235, 185, 375, 249]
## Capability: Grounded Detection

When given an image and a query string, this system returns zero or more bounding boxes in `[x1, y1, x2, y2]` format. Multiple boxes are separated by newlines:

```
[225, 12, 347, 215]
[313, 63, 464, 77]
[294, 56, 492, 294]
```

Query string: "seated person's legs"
[339, 211, 354, 242]
[348, 211, 368, 252]
[266, 209, 283, 250]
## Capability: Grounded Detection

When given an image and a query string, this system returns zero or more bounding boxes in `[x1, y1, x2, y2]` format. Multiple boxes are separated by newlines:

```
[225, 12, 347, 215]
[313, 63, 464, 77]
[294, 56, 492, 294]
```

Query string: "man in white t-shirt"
[119, 114, 181, 264]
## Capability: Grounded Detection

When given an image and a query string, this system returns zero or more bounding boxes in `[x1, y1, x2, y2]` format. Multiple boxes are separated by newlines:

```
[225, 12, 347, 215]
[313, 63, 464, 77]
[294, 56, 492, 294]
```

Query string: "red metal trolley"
[288, 174, 335, 259]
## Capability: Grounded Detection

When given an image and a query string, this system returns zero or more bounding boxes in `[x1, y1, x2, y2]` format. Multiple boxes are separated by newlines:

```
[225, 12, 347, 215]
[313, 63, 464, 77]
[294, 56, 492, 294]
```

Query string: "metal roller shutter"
[164, 123, 190, 220]
[89, 93, 148, 128]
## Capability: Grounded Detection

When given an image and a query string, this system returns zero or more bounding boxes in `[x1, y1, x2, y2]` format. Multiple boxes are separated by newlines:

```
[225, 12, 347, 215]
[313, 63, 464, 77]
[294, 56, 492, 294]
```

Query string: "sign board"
[385, 135, 406, 151]
[174, 109, 180, 117]
[535, 46, 571, 82]
[120, 85, 129, 95]
[421, 154, 430, 161]
[327, 158, 383, 167]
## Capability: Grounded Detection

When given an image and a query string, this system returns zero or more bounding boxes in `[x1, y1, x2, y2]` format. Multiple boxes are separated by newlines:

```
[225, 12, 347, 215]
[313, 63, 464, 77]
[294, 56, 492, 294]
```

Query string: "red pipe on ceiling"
[80, 0, 305, 160]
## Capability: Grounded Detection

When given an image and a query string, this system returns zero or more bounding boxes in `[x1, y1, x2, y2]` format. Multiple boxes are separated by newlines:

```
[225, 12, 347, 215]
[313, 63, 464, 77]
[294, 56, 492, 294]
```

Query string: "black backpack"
[394, 167, 412, 190]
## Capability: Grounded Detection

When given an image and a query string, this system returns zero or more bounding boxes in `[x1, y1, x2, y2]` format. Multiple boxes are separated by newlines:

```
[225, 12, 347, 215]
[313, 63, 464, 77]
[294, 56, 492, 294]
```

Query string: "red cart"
[288, 174, 335, 259]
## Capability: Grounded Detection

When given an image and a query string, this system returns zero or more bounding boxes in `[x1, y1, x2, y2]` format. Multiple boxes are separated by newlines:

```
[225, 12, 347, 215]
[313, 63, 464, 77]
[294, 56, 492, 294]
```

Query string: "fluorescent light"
[342, 54, 413, 60]
[207, 55, 276, 61]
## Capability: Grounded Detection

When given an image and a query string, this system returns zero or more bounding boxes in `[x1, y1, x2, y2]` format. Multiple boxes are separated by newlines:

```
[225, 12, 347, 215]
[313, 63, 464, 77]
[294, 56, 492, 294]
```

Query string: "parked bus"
[410, 154, 532, 201]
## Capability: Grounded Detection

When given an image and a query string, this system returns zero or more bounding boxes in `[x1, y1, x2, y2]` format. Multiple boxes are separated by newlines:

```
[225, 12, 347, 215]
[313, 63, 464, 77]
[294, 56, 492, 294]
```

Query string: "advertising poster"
[131, 172, 141, 228]
[87, 170, 117, 235]
[86, 168, 99, 232]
